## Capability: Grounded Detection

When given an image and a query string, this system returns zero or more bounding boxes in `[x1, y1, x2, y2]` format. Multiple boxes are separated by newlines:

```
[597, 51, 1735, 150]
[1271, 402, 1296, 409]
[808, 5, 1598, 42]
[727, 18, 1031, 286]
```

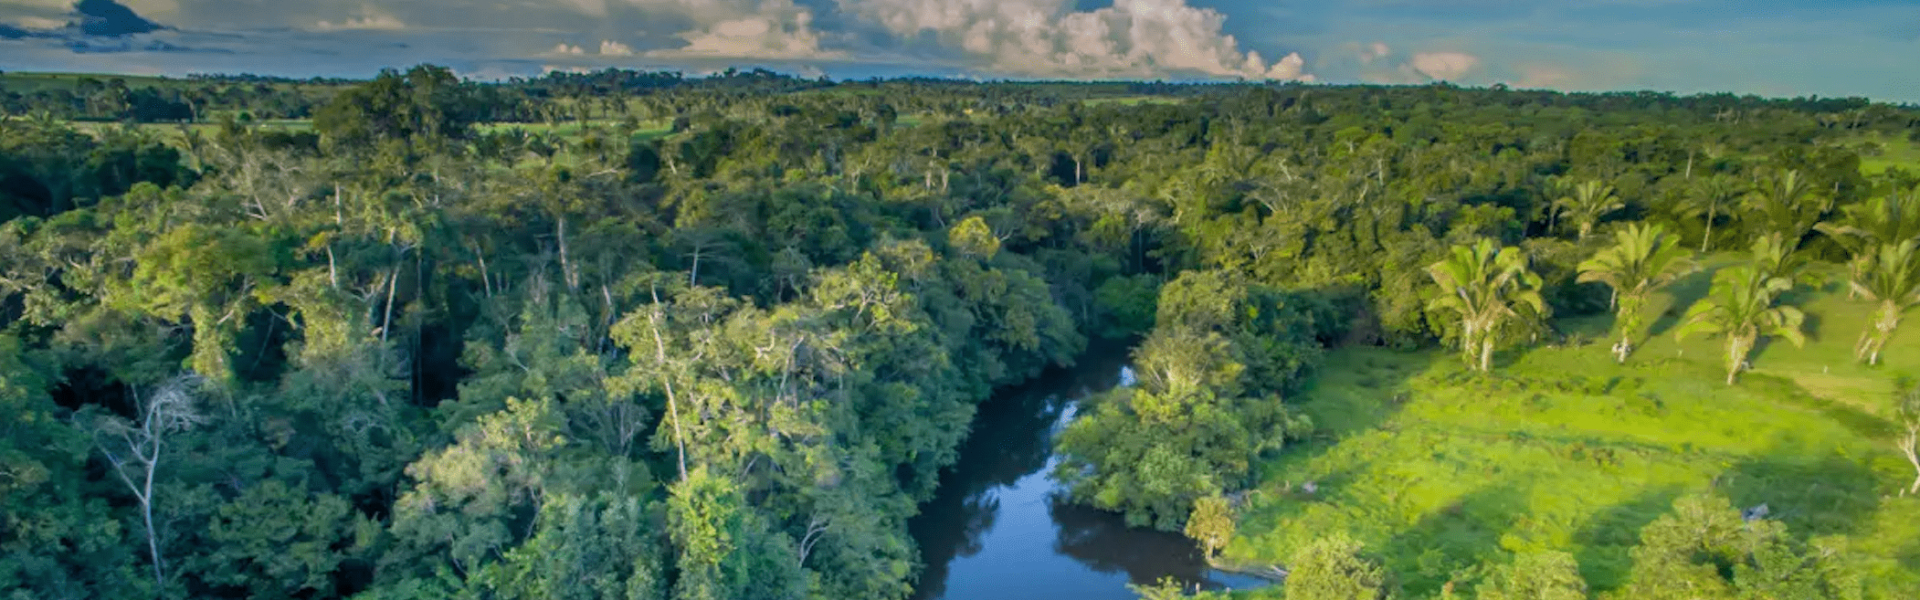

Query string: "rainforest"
[3, 67, 1920, 600]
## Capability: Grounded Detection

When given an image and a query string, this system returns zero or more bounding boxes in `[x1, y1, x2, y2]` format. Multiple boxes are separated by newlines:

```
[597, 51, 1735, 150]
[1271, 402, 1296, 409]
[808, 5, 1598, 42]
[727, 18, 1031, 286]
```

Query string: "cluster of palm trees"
[1428, 184, 1920, 383]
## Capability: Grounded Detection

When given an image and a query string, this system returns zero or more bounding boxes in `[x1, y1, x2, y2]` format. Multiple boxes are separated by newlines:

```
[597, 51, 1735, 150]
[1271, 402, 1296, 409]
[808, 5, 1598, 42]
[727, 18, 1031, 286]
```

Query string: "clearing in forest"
[1228, 268, 1920, 598]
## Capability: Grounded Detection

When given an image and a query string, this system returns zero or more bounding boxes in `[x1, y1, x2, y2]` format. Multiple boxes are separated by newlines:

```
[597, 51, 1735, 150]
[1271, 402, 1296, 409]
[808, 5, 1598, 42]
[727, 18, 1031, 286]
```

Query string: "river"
[907, 350, 1271, 600]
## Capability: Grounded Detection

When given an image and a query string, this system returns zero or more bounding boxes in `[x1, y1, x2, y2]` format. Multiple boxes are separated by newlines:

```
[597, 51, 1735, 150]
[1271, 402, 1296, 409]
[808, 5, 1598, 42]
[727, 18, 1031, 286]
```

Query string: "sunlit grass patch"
[1229, 280, 1920, 598]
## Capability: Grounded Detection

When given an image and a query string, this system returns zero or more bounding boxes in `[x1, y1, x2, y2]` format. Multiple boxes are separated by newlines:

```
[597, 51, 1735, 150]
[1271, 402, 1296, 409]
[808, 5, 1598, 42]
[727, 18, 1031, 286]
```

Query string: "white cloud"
[11, 16, 64, 30]
[1512, 63, 1572, 89]
[1407, 51, 1477, 80]
[314, 7, 405, 31]
[835, 0, 1311, 80]
[646, 0, 841, 60]
[1360, 41, 1389, 64]
[552, 42, 585, 55]
[599, 39, 635, 55]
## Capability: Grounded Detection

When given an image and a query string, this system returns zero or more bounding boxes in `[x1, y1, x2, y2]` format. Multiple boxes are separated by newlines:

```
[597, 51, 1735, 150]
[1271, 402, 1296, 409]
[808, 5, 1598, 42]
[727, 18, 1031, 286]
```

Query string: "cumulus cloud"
[645, 0, 840, 60]
[1359, 41, 1389, 65]
[1407, 51, 1477, 81]
[552, 42, 585, 55]
[599, 39, 634, 55]
[315, 7, 405, 31]
[834, 0, 1311, 80]
[1513, 63, 1572, 89]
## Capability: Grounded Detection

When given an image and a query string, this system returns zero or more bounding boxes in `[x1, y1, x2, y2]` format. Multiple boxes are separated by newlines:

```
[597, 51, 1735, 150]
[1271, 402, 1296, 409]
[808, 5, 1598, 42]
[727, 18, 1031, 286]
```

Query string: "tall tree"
[1676, 264, 1807, 385]
[1816, 186, 1920, 255]
[1744, 168, 1832, 245]
[1845, 241, 1920, 365]
[1426, 239, 1548, 372]
[1578, 223, 1696, 362]
[1679, 174, 1746, 252]
[78, 375, 208, 594]
[1552, 179, 1623, 241]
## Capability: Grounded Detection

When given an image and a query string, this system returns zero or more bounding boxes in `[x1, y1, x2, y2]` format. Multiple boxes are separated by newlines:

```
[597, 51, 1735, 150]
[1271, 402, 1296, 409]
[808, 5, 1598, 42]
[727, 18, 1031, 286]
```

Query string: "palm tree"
[1816, 186, 1920, 255]
[1748, 232, 1799, 278]
[1553, 179, 1624, 241]
[1676, 265, 1807, 385]
[1578, 224, 1696, 363]
[1678, 174, 1747, 252]
[1846, 241, 1920, 365]
[1427, 239, 1548, 372]
[1744, 169, 1832, 245]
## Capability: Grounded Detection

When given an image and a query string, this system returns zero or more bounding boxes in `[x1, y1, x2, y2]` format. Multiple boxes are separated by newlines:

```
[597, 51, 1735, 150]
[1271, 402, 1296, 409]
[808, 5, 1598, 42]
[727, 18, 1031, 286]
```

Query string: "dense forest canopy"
[3, 65, 1919, 600]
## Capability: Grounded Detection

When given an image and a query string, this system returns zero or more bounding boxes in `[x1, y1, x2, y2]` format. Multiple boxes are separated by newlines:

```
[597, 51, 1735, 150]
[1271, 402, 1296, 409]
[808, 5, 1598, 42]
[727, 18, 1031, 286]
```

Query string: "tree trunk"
[1726, 336, 1749, 385]
[381, 265, 401, 344]
[142, 441, 162, 595]
[646, 302, 689, 483]
[1701, 201, 1716, 253]
[1479, 338, 1493, 372]
[1900, 429, 1920, 495]
[557, 216, 578, 293]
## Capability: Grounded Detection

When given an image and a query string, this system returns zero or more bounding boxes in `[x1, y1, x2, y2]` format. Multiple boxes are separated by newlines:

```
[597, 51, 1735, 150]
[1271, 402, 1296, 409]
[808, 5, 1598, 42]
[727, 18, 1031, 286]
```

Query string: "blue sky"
[1, 0, 1915, 102]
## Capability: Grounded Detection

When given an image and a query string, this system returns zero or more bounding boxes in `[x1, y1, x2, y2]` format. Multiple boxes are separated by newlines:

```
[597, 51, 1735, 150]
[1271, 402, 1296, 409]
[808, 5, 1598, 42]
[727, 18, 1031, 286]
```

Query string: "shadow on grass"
[1648, 267, 1718, 339]
[1380, 482, 1533, 597]
[1746, 311, 1822, 367]
[1234, 347, 1434, 562]
[1740, 373, 1894, 437]
[1571, 486, 1684, 593]
[1717, 447, 1883, 540]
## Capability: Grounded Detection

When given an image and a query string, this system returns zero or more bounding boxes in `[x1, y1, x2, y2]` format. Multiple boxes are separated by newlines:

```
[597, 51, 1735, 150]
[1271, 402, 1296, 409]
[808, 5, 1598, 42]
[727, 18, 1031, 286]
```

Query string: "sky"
[0, 0, 1915, 102]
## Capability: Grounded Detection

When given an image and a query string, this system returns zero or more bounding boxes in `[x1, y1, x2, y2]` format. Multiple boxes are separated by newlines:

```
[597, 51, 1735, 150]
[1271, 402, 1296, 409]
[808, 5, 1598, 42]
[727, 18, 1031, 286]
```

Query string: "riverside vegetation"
[3, 66, 1920, 600]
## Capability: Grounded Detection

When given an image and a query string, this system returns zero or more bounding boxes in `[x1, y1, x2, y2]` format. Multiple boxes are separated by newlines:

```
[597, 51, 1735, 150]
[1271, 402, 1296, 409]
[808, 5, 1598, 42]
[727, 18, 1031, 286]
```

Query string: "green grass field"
[1224, 263, 1920, 598]
[1853, 134, 1920, 176]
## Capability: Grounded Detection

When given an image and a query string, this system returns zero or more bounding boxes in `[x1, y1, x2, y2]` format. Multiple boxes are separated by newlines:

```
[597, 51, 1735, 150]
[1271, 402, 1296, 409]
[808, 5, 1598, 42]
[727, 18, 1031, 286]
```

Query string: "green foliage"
[1185, 494, 1235, 560]
[1058, 271, 1319, 530]
[1844, 241, 1920, 364]
[1476, 551, 1587, 600]
[1285, 534, 1389, 600]
[1675, 262, 1807, 384]
[1426, 239, 1548, 372]
[1578, 223, 1695, 362]
[1093, 274, 1161, 340]
[6, 68, 1920, 600]
[1612, 493, 1863, 600]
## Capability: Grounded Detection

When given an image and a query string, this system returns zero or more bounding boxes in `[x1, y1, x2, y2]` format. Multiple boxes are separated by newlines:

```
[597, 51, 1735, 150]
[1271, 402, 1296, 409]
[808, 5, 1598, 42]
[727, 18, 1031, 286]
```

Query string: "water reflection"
[907, 351, 1268, 600]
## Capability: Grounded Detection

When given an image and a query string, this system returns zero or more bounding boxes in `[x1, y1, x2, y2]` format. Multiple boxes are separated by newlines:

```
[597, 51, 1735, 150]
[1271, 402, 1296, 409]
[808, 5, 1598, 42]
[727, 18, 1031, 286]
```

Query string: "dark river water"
[907, 351, 1271, 600]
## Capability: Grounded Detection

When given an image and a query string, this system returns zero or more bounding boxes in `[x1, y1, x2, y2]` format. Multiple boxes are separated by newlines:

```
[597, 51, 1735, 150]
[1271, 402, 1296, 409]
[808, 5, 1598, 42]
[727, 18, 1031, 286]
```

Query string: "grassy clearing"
[1848, 133, 1920, 175]
[1226, 268, 1920, 598]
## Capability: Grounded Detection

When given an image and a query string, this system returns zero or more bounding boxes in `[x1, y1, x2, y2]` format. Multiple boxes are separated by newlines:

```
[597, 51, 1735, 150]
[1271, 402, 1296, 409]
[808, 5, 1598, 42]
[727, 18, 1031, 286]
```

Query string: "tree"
[79, 375, 208, 594]
[1553, 179, 1623, 241]
[1426, 239, 1548, 372]
[1578, 223, 1695, 362]
[1184, 494, 1235, 562]
[1844, 241, 1920, 365]
[1476, 551, 1587, 600]
[1815, 186, 1920, 256]
[1285, 534, 1389, 600]
[1744, 169, 1832, 245]
[1898, 381, 1920, 496]
[1680, 174, 1746, 252]
[1675, 264, 1806, 385]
